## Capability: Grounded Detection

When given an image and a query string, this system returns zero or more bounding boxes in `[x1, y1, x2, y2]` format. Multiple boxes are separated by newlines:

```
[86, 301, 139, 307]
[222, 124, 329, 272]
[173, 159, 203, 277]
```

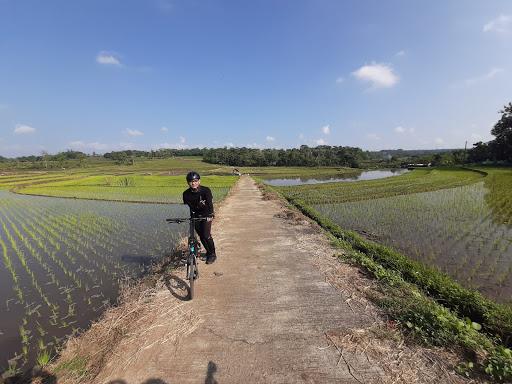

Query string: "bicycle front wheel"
[188, 257, 197, 300]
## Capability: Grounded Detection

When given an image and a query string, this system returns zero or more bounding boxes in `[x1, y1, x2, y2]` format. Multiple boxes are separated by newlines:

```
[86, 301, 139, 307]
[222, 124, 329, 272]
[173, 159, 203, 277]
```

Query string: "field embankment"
[263, 167, 512, 381]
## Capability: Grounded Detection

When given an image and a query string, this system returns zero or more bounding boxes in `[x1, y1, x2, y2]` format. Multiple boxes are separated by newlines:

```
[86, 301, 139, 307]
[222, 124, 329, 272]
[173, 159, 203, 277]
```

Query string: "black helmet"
[186, 171, 200, 182]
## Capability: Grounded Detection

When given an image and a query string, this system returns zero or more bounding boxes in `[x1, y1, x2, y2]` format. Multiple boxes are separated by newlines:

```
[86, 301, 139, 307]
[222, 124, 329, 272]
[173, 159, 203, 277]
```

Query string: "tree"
[468, 142, 490, 163]
[490, 102, 512, 162]
[41, 150, 49, 169]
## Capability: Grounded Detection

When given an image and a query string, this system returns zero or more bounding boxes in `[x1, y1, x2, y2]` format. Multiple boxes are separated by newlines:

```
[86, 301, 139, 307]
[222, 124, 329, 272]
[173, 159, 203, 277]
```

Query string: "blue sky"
[1, 0, 511, 157]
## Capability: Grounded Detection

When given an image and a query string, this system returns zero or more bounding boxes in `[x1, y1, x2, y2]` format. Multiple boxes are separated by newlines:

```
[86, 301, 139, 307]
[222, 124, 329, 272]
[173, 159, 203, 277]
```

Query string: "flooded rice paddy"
[313, 181, 512, 302]
[0, 191, 188, 373]
[263, 169, 409, 186]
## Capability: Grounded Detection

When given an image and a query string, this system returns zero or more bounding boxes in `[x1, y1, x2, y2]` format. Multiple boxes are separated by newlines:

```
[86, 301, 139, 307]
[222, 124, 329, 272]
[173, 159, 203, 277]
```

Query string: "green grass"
[277, 167, 485, 204]
[0, 156, 241, 202]
[1, 156, 229, 172]
[17, 175, 238, 203]
[477, 167, 512, 225]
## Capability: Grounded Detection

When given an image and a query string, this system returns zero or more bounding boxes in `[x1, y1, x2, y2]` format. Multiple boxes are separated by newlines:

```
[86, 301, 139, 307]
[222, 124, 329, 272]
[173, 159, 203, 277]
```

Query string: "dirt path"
[92, 176, 466, 384]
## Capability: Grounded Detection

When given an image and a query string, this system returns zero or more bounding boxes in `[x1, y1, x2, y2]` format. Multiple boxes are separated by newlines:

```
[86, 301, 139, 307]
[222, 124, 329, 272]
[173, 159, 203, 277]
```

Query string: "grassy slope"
[0, 158, 236, 202]
[17, 175, 238, 203]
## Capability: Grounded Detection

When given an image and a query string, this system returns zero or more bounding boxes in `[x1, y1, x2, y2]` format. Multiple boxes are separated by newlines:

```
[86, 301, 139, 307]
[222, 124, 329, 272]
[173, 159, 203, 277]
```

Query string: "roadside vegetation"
[261, 166, 512, 381]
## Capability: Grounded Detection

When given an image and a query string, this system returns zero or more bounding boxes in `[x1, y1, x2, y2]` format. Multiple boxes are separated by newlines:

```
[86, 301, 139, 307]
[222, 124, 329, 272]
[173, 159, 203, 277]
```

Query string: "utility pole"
[463, 141, 467, 165]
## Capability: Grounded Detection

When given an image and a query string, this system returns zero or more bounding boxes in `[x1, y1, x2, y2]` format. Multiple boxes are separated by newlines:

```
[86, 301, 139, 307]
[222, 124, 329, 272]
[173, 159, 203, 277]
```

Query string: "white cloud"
[154, 142, 172, 149]
[126, 129, 144, 137]
[366, 133, 380, 140]
[465, 67, 504, 86]
[315, 138, 326, 145]
[14, 124, 36, 135]
[0, 143, 46, 157]
[395, 50, 406, 57]
[321, 125, 330, 135]
[434, 137, 445, 145]
[335, 77, 345, 84]
[246, 143, 262, 149]
[394, 126, 415, 134]
[96, 51, 122, 66]
[225, 142, 234, 148]
[352, 63, 399, 88]
[179, 136, 186, 144]
[266, 136, 275, 142]
[119, 142, 136, 150]
[69, 141, 109, 151]
[160, 126, 169, 132]
[298, 133, 305, 140]
[153, 141, 187, 150]
[157, 0, 173, 12]
[483, 14, 511, 34]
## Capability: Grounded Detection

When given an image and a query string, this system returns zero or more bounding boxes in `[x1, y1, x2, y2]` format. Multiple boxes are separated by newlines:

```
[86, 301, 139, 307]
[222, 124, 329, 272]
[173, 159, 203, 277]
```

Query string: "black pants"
[194, 220, 216, 256]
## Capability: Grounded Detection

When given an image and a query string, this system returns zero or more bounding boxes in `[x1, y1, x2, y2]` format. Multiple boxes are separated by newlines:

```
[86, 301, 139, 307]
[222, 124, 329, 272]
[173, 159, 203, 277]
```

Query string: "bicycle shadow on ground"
[107, 379, 168, 384]
[104, 362, 217, 384]
[163, 274, 190, 301]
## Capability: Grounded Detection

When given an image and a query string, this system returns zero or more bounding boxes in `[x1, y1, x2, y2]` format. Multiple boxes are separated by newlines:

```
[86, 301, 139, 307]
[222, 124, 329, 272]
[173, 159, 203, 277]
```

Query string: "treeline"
[468, 102, 512, 163]
[0, 150, 91, 169]
[203, 145, 366, 167]
[2, 150, 88, 163]
[103, 148, 205, 161]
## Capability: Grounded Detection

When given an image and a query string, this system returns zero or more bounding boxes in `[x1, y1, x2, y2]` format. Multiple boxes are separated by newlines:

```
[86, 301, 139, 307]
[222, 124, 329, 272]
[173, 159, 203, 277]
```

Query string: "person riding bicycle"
[183, 171, 217, 264]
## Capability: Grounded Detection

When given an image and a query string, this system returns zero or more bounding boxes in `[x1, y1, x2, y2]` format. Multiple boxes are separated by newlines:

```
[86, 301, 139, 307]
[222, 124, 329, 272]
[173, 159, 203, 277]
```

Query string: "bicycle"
[166, 216, 208, 300]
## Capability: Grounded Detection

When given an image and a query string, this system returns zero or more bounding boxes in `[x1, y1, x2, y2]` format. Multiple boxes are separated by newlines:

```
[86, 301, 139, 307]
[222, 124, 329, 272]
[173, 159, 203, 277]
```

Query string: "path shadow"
[163, 274, 191, 301]
[107, 379, 168, 384]
[205, 361, 218, 384]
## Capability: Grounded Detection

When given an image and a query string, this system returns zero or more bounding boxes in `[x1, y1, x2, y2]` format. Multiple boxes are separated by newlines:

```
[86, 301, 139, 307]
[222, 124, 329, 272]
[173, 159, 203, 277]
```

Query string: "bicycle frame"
[186, 219, 200, 283]
[166, 216, 208, 299]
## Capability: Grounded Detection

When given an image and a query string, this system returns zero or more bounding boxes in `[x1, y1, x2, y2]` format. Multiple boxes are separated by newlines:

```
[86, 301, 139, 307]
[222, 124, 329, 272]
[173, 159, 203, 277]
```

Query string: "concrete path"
[163, 176, 381, 383]
[95, 176, 384, 383]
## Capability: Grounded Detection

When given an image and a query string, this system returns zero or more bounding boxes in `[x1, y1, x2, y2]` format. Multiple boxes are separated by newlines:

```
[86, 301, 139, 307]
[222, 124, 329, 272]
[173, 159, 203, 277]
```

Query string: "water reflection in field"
[264, 169, 409, 186]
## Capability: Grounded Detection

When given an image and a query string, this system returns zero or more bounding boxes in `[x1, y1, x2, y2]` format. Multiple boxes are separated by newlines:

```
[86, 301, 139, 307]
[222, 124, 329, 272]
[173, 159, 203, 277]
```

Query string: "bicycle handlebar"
[166, 217, 210, 224]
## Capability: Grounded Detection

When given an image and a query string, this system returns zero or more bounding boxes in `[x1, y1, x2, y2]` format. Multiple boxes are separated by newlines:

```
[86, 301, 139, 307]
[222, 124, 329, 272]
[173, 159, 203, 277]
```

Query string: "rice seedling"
[276, 167, 512, 303]
[35, 349, 52, 368]
[0, 174, 222, 373]
[310, 181, 512, 300]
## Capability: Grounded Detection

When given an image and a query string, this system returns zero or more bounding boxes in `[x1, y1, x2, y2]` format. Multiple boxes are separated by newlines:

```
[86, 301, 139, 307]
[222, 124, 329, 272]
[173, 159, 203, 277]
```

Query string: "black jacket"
[183, 186, 214, 217]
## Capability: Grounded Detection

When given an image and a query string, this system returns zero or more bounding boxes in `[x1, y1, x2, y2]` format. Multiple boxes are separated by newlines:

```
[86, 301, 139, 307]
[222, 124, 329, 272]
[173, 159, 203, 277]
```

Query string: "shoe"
[205, 254, 217, 264]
